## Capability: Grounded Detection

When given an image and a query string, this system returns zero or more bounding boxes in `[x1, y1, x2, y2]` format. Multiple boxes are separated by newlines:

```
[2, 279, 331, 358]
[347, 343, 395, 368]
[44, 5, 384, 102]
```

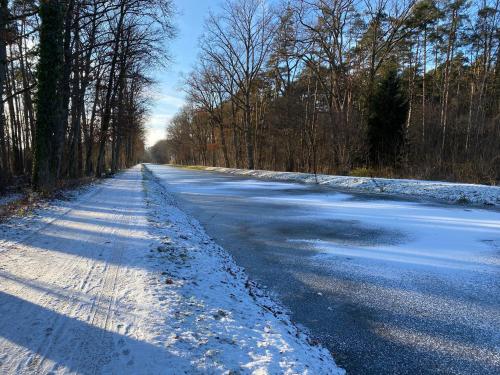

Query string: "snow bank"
[204, 167, 500, 207]
[143, 166, 344, 374]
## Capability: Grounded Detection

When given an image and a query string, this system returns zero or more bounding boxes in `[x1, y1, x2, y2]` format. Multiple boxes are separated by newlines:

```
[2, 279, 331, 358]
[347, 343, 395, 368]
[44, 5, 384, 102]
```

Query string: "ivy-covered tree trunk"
[0, 0, 9, 190]
[32, 0, 64, 191]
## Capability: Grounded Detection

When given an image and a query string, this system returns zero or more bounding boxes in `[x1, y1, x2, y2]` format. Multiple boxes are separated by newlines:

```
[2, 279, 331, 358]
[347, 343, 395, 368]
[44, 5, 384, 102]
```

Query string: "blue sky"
[145, 0, 221, 147]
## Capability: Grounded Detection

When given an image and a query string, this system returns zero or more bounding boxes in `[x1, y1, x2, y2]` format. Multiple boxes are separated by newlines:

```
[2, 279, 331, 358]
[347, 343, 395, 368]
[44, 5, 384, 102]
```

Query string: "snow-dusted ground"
[0, 193, 23, 208]
[0, 165, 342, 374]
[204, 167, 500, 207]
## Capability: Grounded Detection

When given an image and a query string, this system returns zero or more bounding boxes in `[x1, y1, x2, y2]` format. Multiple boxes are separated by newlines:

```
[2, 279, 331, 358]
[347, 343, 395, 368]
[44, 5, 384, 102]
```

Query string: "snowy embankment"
[204, 167, 500, 207]
[143, 166, 344, 374]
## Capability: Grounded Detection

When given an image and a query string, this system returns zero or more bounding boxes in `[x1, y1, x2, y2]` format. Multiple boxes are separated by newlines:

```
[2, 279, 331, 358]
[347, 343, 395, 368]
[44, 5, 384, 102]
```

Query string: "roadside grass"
[166, 164, 208, 171]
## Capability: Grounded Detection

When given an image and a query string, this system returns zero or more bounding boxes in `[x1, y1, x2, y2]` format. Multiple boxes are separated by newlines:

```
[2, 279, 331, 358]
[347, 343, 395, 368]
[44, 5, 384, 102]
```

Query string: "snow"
[248, 189, 500, 367]
[0, 165, 343, 374]
[251, 192, 500, 274]
[146, 164, 500, 373]
[142, 167, 343, 374]
[0, 193, 23, 208]
[204, 167, 500, 207]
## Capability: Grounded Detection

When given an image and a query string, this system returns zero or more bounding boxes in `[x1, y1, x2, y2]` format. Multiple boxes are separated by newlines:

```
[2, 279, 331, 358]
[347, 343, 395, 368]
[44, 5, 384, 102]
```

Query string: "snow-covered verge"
[0, 193, 24, 208]
[202, 167, 500, 207]
[143, 166, 344, 374]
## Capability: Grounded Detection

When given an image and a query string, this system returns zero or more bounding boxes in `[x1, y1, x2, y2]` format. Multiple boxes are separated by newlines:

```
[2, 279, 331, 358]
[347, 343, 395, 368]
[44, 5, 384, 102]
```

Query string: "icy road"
[146, 164, 500, 375]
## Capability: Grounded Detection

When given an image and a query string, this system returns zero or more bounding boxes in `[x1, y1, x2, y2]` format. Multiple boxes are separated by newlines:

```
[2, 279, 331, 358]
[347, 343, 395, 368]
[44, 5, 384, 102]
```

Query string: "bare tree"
[201, 0, 276, 169]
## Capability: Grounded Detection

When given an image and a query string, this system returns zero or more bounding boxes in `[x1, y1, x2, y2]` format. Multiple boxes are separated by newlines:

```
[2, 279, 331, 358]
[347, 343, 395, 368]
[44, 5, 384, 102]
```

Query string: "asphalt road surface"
[147, 164, 500, 375]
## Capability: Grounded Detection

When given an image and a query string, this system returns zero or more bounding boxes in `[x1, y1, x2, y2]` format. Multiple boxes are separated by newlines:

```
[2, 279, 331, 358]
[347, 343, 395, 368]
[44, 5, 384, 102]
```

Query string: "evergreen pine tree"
[367, 69, 409, 168]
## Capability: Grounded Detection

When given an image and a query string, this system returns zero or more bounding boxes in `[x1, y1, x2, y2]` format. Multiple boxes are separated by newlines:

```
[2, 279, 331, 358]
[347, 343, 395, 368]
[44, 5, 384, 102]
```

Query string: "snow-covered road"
[0, 165, 342, 374]
[146, 164, 500, 375]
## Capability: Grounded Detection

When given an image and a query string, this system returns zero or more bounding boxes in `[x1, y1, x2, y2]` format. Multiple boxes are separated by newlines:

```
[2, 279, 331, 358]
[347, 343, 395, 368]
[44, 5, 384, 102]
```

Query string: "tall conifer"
[367, 69, 409, 167]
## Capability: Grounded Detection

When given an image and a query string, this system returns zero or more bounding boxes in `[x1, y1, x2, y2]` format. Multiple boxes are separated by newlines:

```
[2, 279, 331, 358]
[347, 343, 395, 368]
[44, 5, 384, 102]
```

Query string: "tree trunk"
[96, 1, 126, 177]
[244, 92, 254, 169]
[422, 26, 426, 144]
[68, 7, 81, 178]
[0, 0, 9, 186]
[440, 8, 458, 161]
[32, 0, 64, 191]
[54, 0, 75, 179]
[85, 78, 100, 176]
[230, 98, 241, 168]
[219, 121, 229, 168]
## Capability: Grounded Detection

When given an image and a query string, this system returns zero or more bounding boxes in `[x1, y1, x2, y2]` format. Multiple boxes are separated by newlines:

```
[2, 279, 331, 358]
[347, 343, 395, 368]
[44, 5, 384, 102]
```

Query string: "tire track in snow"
[34, 175, 142, 374]
[2, 220, 112, 373]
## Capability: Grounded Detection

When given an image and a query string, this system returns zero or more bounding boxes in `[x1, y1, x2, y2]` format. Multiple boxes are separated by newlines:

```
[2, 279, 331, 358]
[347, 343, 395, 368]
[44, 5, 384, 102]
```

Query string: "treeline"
[162, 0, 499, 183]
[0, 0, 174, 191]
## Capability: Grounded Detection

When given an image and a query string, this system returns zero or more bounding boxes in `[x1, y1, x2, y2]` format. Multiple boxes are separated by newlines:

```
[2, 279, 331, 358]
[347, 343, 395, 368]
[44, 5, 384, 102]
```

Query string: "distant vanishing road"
[147, 164, 500, 375]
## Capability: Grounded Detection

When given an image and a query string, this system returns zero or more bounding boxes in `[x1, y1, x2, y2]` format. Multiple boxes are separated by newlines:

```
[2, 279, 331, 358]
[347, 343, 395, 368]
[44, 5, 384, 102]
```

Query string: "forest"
[155, 0, 500, 184]
[0, 0, 174, 191]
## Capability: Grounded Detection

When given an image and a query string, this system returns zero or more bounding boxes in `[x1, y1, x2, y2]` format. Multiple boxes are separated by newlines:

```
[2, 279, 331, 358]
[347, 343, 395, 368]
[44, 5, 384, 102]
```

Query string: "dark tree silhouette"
[32, 0, 64, 191]
[367, 69, 408, 167]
